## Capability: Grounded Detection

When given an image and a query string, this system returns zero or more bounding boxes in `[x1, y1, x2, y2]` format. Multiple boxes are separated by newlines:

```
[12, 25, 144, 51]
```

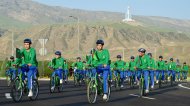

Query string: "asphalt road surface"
[0, 79, 190, 106]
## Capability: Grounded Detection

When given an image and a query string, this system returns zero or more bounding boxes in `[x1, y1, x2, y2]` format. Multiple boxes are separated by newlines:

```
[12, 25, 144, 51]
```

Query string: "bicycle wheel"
[6, 75, 12, 86]
[139, 78, 144, 97]
[29, 79, 39, 100]
[49, 76, 55, 93]
[130, 76, 135, 88]
[74, 74, 78, 86]
[158, 74, 162, 88]
[11, 78, 23, 102]
[114, 76, 119, 89]
[87, 80, 97, 104]
[170, 75, 173, 86]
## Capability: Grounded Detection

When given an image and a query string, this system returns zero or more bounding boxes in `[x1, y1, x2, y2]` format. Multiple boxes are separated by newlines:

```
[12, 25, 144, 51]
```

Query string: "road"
[0, 79, 190, 106]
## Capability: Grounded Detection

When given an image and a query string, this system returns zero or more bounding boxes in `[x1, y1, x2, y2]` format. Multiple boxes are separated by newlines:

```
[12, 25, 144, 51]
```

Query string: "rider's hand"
[103, 64, 107, 68]
[28, 64, 32, 66]
[134, 67, 137, 70]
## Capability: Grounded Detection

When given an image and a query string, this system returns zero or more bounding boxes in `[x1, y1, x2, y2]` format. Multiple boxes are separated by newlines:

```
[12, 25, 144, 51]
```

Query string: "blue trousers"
[149, 70, 155, 86]
[52, 69, 63, 80]
[142, 70, 149, 90]
[168, 70, 176, 81]
[21, 65, 37, 90]
[182, 72, 188, 79]
[6, 68, 16, 79]
[120, 71, 125, 85]
[176, 72, 180, 80]
[96, 65, 110, 94]
[63, 70, 68, 80]
[156, 70, 164, 80]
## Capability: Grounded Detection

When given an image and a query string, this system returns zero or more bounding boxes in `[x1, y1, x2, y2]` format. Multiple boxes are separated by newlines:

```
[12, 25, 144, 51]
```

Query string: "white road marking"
[129, 94, 156, 100]
[178, 84, 190, 90]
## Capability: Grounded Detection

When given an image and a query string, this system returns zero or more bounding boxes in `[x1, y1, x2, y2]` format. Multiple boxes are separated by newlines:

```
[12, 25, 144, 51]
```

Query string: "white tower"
[123, 6, 135, 22]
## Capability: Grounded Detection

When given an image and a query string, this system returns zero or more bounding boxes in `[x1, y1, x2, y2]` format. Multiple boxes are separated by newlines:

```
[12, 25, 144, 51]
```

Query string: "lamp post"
[69, 16, 80, 56]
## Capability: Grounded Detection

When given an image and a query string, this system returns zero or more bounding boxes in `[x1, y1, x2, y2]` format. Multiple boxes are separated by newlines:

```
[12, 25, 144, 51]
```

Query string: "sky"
[32, 0, 190, 20]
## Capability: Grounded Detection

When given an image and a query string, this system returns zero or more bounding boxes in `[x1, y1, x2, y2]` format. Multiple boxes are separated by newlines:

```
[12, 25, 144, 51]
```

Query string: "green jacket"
[6, 60, 17, 69]
[176, 65, 181, 72]
[149, 58, 156, 70]
[156, 60, 165, 71]
[115, 60, 125, 71]
[21, 47, 38, 66]
[168, 61, 176, 71]
[63, 62, 68, 70]
[129, 61, 136, 72]
[74, 61, 84, 70]
[135, 55, 150, 70]
[164, 63, 169, 71]
[124, 62, 130, 70]
[86, 55, 95, 69]
[48, 57, 64, 69]
[181, 65, 188, 72]
[110, 62, 115, 71]
[92, 49, 110, 67]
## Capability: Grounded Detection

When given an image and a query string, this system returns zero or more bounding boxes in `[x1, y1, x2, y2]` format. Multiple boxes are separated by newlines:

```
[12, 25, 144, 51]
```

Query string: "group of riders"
[4, 38, 189, 103]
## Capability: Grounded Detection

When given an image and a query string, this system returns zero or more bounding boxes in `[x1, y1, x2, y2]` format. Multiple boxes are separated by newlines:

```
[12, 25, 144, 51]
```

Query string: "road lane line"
[129, 94, 156, 100]
[178, 84, 190, 90]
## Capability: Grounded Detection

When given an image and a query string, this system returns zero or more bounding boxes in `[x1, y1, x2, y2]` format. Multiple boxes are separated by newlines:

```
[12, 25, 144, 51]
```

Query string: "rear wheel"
[158, 74, 162, 88]
[139, 78, 145, 97]
[87, 80, 97, 104]
[130, 76, 135, 88]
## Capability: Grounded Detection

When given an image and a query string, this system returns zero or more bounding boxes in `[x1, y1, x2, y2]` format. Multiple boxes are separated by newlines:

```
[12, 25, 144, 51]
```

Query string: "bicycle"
[87, 72, 111, 103]
[139, 70, 150, 97]
[113, 70, 121, 90]
[74, 69, 82, 86]
[6, 69, 15, 86]
[11, 69, 39, 102]
[129, 72, 135, 88]
[158, 71, 163, 88]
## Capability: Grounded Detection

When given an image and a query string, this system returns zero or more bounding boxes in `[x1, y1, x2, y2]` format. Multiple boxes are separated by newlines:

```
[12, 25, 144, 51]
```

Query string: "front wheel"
[11, 78, 23, 102]
[50, 76, 55, 93]
[158, 75, 162, 88]
[87, 80, 97, 104]
[139, 78, 145, 97]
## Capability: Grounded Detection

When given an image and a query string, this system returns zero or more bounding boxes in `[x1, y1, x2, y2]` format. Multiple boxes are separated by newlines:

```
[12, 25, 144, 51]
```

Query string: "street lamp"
[69, 16, 80, 57]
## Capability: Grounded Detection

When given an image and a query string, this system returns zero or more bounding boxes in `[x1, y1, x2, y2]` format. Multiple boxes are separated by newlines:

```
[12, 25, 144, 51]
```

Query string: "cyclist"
[176, 59, 181, 81]
[19, 38, 38, 97]
[6, 56, 17, 80]
[92, 39, 110, 100]
[129, 56, 136, 84]
[156, 56, 165, 83]
[134, 48, 150, 93]
[73, 57, 84, 83]
[86, 48, 96, 78]
[124, 60, 130, 82]
[48, 51, 64, 89]
[63, 60, 68, 83]
[168, 58, 177, 82]
[181, 62, 188, 80]
[164, 61, 169, 81]
[114, 55, 126, 88]
[147, 53, 156, 89]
